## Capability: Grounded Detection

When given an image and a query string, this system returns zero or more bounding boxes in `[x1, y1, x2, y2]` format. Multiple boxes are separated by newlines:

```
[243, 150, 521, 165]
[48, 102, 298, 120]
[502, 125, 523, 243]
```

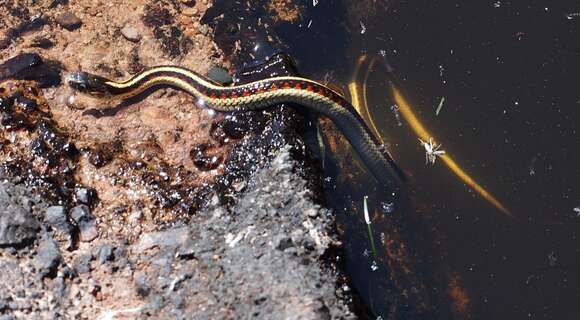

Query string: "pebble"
[182, 8, 198, 16]
[121, 25, 141, 42]
[44, 206, 74, 249]
[34, 236, 61, 278]
[273, 233, 293, 251]
[304, 207, 319, 218]
[96, 244, 113, 264]
[113, 243, 127, 261]
[75, 187, 98, 206]
[136, 227, 189, 251]
[45, 206, 67, 226]
[0, 204, 41, 247]
[135, 275, 151, 297]
[73, 254, 92, 274]
[198, 24, 209, 36]
[70, 205, 98, 242]
[56, 11, 82, 31]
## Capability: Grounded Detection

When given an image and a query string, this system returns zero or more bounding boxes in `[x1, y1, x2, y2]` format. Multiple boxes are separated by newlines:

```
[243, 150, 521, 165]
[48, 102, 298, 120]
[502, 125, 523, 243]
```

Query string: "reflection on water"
[279, 0, 580, 319]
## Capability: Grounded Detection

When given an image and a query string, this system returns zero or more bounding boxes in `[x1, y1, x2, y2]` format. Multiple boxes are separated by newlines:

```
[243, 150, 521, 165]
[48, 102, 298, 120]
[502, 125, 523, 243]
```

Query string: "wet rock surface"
[126, 149, 354, 319]
[0, 149, 355, 319]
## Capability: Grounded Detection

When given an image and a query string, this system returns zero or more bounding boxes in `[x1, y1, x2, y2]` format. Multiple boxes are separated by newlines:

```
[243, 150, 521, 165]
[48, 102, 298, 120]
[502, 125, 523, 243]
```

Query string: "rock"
[53, 276, 67, 297]
[135, 275, 150, 297]
[0, 205, 41, 248]
[304, 207, 319, 218]
[198, 24, 209, 36]
[0, 185, 9, 203]
[207, 66, 232, 85]
[44, 206, 74, 248]
[75, 187, 98, 206]
[72, 254, 92, 274]
[182, 8, 198, 16]
[30, 37, 55, 49]
[56, 11, 82, 31]
[273, 233, 293, 251]
[45, 206, 67, 225]
[0, 53, 43, 80]
[136, 226, 189, 251]
[121, 25, 141, 42]
[176, 238, 197, 259]
[113, 243, 127, 260]
[96, 244, 113, 264]
[70, 205, 98, 242]
[34, 236, 61, 278]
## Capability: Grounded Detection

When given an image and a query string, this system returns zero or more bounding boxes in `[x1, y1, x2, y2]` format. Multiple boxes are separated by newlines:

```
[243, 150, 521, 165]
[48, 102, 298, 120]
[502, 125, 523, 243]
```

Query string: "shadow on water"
[208, 0, 580, 319]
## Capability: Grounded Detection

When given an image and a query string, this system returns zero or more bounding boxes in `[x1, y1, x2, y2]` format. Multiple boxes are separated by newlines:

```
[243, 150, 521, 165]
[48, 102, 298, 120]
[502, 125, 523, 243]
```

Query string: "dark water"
[268, 0, 580, 319]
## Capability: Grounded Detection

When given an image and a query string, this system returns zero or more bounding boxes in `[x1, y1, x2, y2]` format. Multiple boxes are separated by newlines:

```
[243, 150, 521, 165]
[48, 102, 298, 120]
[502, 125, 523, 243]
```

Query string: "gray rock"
[0, 186, 10, 204]
[70, 205, 98, 242]
[45, 206, 67, 225]
[70, 204, 89, 222]
[53, 276, 67, 297]
[73, 254, 92, 274]
[121, 25, 141, 42]
[34, 236, 61, 278]
[56, 11, 82, 31]
[44, 206, 74, 248]
[0, 205, 40, 248]
[96, 244, 113, 264]
[135, 275, 150, 297]
[113, 243, 127, 260]
[304, 207, 319, 218]
[136, 226, 189, 251]
[273, 233, 293, 251]
[75, 187, 97, 205]
[207, 67, 232, 85]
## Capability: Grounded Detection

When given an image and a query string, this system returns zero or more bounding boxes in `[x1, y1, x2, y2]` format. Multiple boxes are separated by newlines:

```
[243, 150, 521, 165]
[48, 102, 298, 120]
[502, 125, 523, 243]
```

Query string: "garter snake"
[67, 65, 405, 189]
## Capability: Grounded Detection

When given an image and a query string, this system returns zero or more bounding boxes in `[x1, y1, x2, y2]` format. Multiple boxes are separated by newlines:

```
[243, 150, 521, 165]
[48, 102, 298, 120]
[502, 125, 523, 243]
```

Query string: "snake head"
[67, 72, 113, 98]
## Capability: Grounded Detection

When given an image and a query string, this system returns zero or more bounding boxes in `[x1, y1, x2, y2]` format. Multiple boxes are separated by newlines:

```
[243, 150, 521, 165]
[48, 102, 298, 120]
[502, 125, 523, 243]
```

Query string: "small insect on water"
[418, 137, 446, 165]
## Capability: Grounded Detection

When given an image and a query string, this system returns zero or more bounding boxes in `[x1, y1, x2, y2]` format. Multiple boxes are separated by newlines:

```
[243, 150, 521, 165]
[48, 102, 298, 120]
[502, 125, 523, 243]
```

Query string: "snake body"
[67, 66, 405, 189]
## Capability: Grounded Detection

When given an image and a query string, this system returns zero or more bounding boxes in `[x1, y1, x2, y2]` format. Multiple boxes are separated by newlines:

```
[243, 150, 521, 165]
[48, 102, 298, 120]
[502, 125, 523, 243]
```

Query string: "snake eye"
[67, 72, 91, 91]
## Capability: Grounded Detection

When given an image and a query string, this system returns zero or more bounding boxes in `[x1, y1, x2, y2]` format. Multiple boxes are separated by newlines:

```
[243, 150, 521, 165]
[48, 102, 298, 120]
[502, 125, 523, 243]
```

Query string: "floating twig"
[435, 97, 445, 116]
[363, 196, 378, 260]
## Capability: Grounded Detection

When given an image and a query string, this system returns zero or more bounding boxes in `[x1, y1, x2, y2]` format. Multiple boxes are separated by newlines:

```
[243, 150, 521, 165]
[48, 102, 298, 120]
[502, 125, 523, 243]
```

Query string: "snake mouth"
[67, 72, 112, 98]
